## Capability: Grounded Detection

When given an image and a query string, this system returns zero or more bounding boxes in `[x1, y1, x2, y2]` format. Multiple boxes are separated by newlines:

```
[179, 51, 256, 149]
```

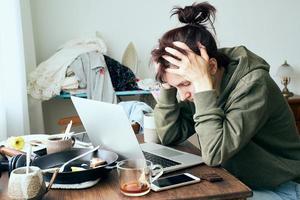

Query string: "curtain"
[20, 0, 45, 134]
[0, 0, 30, 140]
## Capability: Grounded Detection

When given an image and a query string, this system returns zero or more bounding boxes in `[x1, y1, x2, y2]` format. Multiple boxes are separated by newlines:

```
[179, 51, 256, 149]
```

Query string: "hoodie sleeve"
[193, 79, 269, 166]
[154, 87, 195, 145]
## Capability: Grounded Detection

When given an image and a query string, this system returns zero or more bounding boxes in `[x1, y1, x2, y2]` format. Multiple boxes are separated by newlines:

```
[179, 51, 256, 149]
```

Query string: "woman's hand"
[162, 41, 213, 92]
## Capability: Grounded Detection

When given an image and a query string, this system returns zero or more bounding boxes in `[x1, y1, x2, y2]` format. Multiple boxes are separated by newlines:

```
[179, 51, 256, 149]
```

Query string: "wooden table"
[0, 135, 252, 200]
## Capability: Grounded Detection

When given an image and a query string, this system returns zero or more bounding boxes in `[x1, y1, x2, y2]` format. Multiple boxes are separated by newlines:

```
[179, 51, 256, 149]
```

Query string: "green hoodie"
[154, 46, 300, 189]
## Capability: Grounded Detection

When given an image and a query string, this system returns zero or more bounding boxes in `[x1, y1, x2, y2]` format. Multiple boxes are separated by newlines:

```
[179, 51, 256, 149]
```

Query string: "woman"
[151, 2, 300, 199]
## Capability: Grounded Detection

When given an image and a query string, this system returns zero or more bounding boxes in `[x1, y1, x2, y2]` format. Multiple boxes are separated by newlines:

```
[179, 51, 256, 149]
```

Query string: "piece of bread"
[90, 157, 107, 168]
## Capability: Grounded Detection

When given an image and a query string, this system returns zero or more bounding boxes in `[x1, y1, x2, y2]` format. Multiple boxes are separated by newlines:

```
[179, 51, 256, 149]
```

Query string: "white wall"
[28, 0, 300, 132]
[30, 0, 300, 89]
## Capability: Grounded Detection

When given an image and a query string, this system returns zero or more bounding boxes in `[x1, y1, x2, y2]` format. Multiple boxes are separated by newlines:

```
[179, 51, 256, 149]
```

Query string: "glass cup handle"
[151, 164, 163, 183]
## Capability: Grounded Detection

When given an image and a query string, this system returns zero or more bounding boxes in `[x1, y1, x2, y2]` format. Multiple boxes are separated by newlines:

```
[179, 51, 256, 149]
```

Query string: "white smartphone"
[151, 173, 200, 191]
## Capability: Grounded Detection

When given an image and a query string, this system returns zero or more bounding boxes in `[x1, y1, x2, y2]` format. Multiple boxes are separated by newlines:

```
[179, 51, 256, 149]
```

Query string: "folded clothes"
[61, 76, 79, 90]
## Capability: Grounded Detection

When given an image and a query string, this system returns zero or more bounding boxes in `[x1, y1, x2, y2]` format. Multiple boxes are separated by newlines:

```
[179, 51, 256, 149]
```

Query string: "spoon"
[59, 145, 100, 173]
[63, 120, 73, 140]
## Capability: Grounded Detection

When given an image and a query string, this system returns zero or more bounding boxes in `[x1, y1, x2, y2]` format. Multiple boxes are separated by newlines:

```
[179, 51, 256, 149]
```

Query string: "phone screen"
[152, 174, 195, 187]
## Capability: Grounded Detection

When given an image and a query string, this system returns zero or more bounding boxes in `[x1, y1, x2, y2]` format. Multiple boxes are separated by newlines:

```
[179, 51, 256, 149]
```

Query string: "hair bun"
[172, 2, 216, 25]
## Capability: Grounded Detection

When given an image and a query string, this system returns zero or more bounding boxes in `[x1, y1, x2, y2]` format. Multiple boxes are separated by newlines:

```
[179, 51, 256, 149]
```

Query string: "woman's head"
[152, 2, 229, 84]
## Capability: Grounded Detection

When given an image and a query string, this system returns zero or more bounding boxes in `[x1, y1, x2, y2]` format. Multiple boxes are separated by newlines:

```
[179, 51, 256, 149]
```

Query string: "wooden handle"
[0, 146, 25, 157]
[46, 168, 60, 192]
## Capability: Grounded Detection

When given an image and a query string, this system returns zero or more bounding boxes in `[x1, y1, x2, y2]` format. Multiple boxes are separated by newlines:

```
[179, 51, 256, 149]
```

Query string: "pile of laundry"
[27, 37, 138, 102]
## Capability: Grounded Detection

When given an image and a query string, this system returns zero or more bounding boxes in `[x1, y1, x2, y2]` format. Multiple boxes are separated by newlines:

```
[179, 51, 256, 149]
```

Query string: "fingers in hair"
[162, 55, 181, 68]
[197, 42, 209, 61]
[165, 47, 184, 60]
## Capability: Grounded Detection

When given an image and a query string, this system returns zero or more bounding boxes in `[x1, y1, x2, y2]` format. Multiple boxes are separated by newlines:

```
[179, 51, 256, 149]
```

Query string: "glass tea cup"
[117, 159, 163, 196]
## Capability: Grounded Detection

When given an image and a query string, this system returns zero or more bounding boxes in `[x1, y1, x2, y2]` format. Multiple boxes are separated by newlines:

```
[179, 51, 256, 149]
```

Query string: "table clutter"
[0, 129, 118, 190]
[0, 134, 252, 199]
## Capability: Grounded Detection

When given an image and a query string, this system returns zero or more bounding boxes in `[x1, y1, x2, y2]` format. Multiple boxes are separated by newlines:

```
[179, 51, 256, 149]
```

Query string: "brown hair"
[151, 2, 230, 83]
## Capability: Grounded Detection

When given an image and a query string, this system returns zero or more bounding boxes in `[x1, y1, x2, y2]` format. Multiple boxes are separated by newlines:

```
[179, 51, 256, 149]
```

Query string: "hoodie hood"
[218, 46, 270, 102]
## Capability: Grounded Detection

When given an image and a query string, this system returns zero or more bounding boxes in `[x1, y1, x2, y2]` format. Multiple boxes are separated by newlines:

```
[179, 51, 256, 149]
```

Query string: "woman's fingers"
[197, 42, 209, 61]
[173, 41, 193, 52]
[165, 47, 184, 60]
[162, 42, 210, 80]
[162, 55, 182, 68]
[172, 41, 209, 62]
[173, 41, 207, 64]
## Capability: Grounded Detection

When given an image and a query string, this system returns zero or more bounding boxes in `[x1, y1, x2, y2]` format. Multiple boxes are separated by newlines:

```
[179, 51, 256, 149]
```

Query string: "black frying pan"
[32, 148, 118, 184]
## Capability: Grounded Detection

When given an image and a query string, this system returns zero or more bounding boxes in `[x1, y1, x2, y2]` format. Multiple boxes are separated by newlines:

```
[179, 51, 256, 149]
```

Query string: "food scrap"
[71, 166, 86, 172]
[90, 157, 107, 168]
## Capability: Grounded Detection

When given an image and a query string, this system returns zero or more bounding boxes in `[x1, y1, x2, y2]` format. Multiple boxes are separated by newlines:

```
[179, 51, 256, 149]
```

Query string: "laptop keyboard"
[142, 151, 181, 168]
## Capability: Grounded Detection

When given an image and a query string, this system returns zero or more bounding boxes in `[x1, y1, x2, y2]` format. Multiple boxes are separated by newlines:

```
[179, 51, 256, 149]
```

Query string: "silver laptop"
[71, 96, 203, 173]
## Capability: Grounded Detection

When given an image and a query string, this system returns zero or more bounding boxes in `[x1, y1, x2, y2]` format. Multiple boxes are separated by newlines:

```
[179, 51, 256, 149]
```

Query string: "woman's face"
[164, 71, 195, 102]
